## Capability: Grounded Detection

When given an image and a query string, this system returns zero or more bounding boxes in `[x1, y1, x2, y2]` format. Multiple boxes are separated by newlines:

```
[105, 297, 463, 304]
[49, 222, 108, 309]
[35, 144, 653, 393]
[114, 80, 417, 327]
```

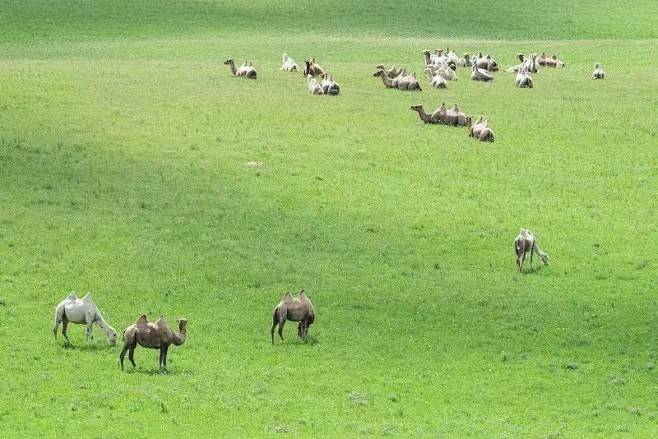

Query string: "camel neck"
[414, 108, 431, 123]
[228, 62, 236, 75]
[96, 315, 115, 337]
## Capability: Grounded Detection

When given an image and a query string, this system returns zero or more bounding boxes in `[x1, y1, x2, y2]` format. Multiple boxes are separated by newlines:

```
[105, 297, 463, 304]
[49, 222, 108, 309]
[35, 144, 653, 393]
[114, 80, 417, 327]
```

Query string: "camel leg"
[530, 248, 534, 271]
[162, 345, 169, 369]
[128, 344, 137, 368]
[159, 347, 164, 369]
[271, 312, 278, 345]
[297, 322, 303, 338]
[278, 320, 286, 342]
[85, 319, 94, 344]
[119, 344, 129, 370]
[62, 317, 72, 345]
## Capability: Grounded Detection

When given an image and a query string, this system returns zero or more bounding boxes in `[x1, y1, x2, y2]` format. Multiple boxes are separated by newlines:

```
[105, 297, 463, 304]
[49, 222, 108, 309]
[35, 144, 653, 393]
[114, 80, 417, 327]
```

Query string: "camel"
[457, 53, 472, 67]
[320, 73, 340, 95]
[120, 315, 187, 370]
[425, 67, 447, 89]
[538, 53, 565, 68]
[375, 64, 403, 78]
[281, 53, 299, 72]
[307, 74, 324, 94]
[514, 229, 549, 272]
[304, 58, 325, 77]
[515, 67, 534, 88]
[473, 52, 499, 72]
[508, 53, 540, 73]
[271, 290, 315, 344]
[224, 59, 257, 79]
[53, 292, 117, 346]
[373, 69, 421, 91]
[592, 63, 605, 79]
[468, 116, 495, 141]
[471, 63, 494, 81]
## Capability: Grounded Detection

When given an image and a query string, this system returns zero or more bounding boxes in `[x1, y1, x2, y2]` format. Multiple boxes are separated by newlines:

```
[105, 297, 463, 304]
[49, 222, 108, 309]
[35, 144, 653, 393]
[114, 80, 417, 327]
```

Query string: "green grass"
[0, 1, 657, 437]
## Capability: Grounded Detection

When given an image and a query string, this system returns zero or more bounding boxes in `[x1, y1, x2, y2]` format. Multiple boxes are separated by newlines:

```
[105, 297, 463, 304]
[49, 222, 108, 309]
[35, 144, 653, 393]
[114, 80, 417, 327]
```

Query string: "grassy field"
[0, 1, 657, 437]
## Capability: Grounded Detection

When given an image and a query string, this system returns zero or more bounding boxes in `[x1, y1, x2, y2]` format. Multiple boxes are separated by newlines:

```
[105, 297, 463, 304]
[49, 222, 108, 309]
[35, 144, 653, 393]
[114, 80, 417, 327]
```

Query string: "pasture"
[0, 1, 656, 437]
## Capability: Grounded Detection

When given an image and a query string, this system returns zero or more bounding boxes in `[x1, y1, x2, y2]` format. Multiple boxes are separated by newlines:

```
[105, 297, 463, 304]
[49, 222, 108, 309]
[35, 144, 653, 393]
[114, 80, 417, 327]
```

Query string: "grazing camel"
[271, 290, 315, 344]
[375, 64, 404, 78]
[120, 315, 188, 370]
[53, 292, 117, 346]
[373, 69, 421, 91]
[224, 59, 257, 79]
[515, 67, 534, 88]
[514, 229, 549, 272]
[592, 63, 605, 79]
[307, 74, 324, 94]
[471, 63, 494, 81]
[281, 53, 299, 72]
[304, 58, 325, 77]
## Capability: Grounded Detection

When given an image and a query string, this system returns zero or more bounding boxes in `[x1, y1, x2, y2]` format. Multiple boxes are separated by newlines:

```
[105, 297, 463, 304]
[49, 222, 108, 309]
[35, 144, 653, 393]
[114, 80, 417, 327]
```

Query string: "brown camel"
[514, 229, 549, 272]
[120, 315, 187, 370]
[271, 290, 315, 344]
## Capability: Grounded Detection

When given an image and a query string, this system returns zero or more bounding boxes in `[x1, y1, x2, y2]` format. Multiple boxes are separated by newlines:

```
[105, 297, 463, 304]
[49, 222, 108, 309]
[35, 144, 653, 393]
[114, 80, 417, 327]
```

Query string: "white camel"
[53, 292, 117, 345]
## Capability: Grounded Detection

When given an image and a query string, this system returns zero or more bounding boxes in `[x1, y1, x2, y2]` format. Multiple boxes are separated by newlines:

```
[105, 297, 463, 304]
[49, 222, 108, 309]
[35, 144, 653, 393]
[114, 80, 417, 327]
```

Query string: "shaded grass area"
[1, 0, 657, 42]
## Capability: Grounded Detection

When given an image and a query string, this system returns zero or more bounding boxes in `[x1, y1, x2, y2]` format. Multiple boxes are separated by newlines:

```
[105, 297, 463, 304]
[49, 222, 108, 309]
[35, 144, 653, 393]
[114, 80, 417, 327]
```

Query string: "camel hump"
[66, 291, 78, 301]
[298, 289, 308, 299]
[282, 292, 293, 303]
[156, 315, 168, 327]
[81, 292, 92, 302]
[136, 315, 149, 325]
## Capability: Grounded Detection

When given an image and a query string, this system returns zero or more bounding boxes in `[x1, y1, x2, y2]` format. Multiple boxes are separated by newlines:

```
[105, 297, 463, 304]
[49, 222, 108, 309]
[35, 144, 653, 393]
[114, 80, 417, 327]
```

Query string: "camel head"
[223, 59, 234, 66]
[539, 253, 550, 266]
[108, 330, 117, 346]
[421, 49, 430, 56]
[373, 69, 386, 77]
[176, 318, 188, 331]
[410, 104, 422, 111]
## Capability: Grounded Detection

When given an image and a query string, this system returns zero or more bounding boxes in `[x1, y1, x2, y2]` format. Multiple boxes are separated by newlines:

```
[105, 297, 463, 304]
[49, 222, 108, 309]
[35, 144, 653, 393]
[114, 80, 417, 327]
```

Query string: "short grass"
[0, 1, 657, 437]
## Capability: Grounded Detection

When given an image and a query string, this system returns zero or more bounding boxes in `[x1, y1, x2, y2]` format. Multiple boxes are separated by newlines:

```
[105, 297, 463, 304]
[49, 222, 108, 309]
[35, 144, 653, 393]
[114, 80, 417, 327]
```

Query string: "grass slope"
[0, 1, 657, 437]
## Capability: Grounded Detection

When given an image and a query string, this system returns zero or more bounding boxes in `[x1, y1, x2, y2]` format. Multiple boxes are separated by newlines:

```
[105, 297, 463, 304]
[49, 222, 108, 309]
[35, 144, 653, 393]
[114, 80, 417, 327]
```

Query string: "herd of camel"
[51, 229, 548, 370]
[225, 49, 606, 143]
[49, 47, 574, 370]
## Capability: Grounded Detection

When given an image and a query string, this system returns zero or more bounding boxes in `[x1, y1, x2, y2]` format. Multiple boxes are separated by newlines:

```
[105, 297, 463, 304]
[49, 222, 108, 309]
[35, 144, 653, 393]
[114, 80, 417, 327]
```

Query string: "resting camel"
[514, 229, 549, 272]
[224, 59, 257, 79]
[471, 63, 494, 81]
[538, 53, 565, 68]
[373, 69, 421, 91]
[375, 64, 404, 78]
[120, 315, 187, 370]
[281, 53, 299, 72]
[53, 292, 117, 346]
[425, 67, 447, 89]
[469, 118, 494, 142]
[304, 58, 325, 76]
[592, 63, 605, 79]
[271, 290, 315, 344]
[307, 74, 324, 94]
[320, 73, 340, 95]
[515, 67, 534, 88]
[473, 52, 499, 71]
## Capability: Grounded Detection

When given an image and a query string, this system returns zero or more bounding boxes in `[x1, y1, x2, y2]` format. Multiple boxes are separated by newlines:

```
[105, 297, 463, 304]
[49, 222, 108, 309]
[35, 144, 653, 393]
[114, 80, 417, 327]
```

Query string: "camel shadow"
[61, 343, 114, 352]
[121, 367, 193, 376]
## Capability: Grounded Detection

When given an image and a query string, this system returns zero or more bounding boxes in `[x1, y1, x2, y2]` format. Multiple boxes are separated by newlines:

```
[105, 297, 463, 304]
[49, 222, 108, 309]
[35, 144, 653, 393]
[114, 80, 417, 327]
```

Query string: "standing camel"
[271, 290, 315, 344]
[514, 229, 550, 272]
[53, 292, 117, 346]
[120, 315, 188, 370]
